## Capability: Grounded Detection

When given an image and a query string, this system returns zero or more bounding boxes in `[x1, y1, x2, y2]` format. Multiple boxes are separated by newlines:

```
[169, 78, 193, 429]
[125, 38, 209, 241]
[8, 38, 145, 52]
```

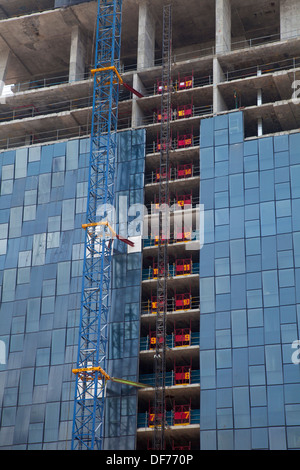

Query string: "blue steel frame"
[71, 0, 122, 450]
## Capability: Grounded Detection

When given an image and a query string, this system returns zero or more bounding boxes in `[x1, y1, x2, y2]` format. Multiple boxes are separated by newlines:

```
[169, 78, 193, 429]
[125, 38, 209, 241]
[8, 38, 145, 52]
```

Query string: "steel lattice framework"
[153, 4, 172, 451]
[71, 0, 122, 450]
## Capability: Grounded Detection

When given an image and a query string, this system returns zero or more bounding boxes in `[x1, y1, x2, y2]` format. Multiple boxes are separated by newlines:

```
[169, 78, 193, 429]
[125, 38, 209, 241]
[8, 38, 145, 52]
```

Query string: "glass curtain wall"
[0, 128, 145, 450]
[199, 111, 300, 450]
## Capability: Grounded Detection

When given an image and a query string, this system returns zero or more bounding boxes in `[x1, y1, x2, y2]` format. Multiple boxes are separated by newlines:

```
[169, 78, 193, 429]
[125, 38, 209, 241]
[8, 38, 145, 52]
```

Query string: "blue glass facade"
[105, 129, 145, 450]
[0, 128, 145, 449]
[199, 111, 300, 450]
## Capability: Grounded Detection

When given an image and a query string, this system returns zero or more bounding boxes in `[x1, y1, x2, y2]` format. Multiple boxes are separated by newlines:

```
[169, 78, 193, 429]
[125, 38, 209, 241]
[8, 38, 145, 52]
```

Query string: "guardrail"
[0, 125, 91, 151]
[143, 231, 200, 249]
[142, 262, 199, 281]
[139, 105, 213, 127]
[141, 296, 200, 315]
[140, 331, 200, 351]
[137, 409, 200, 428]
[224, 56, 300, 82]
[139, 370, 200, 387]
[146, 135, 200, 155]
[145, 165, 200, 185]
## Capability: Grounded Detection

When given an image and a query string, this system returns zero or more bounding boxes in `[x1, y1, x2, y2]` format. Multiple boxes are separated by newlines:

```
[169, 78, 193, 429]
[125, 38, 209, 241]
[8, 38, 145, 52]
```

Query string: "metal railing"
[141, 296, 200, 315]
[142, 262, 199, 281]
[140, 74, 213, 97]
[0, 124, 91, 151]
[146, 135, 200, 155]
[4, 27, 300, 98]
[0, 95, 92, 123]
[139, 370, 200, 387]
[140, 331, 200, 351]
[224, 56, 300, 82]
[124, 28, 300, 74]
[139, 105, 213, 127]
[143, 231, 200, 249]
[145, 165, 200, 185]
[145, 195, 199, 212]
[6, 72, 131, 102]
[11, 71, 91, 93]
[137, 409, 200, 428]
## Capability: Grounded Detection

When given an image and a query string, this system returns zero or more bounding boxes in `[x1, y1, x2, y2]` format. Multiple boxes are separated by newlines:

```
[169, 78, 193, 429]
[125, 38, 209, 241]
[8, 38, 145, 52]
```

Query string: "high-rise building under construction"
[0, 0, 300, 450]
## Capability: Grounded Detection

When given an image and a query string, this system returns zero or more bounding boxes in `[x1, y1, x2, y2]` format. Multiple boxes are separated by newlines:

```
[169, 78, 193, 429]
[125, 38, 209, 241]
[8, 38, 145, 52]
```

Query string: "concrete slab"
[136, 423, 200, 443]
[0, 106, 91, 142]
[218, 37, 300, 71]
[138, 384, 200, 409]
[3, 79, 93, 108]
[0, 0, 54, 19]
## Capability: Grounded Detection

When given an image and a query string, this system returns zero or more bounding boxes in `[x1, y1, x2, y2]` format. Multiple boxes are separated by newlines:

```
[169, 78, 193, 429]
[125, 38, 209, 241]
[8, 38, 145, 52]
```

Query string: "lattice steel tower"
[153, 3, 172, 451]
[71, 0, 122, 450]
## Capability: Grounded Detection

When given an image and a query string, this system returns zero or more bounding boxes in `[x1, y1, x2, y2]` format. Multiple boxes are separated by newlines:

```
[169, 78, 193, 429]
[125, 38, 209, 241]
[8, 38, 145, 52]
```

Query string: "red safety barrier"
[172, 440, 191, 450]
[178, 73, 193, 90]
[177, 104, 193, 119]
[149, 331, 164, 349]
[175, 228, 192, 242]
[174, 328, 191, 347]
[148, 409, 164, 427]
[177, 133, 193, 148]
[156, 79, 173, 94]
[175, 258, 192, 276]
[156, 109, 172, 123]
[175, 293, 191, 310]
[174, 365, 191, 385]
[177, 193, 192, 208]
[150, 296, 157, 313]
[177, 163, 193, 179]
[173, 404, 191, 426]
[155, 166, 171, 182]
[153, 261, 167, 278]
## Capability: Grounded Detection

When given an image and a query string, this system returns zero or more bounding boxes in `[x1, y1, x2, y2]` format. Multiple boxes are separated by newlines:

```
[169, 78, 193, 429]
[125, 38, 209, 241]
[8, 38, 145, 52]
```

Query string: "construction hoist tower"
[153, 4, 172, 451]
[71, 0, 123, 450]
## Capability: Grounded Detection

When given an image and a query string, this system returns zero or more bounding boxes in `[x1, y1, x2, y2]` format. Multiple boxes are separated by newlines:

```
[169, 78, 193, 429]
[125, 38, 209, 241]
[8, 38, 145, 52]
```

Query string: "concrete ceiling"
[0, 2, 97, 82]
[231, 0, 280, 39]
[0, 0, 54, 18]
[0, 0, 286, 85]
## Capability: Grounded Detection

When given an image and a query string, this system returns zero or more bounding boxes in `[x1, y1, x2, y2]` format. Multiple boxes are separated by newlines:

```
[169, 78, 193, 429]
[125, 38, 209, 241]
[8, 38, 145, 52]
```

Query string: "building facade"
[0, 0, 300, 450]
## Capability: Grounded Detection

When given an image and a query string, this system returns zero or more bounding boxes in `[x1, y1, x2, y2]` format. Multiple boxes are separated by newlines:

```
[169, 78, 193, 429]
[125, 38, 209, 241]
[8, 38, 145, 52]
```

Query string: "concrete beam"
[273, 100, 298, 130]
[216, 0, 231, 54]
[280, 0, 300, 40]
[273, 70, 294, 101]
[69, 25, 86, 82]
[137, 1, 155, 71]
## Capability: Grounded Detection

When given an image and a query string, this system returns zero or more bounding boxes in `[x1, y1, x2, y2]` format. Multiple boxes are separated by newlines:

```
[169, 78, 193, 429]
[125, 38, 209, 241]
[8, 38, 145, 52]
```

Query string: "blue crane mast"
[71, 0, 123, 450]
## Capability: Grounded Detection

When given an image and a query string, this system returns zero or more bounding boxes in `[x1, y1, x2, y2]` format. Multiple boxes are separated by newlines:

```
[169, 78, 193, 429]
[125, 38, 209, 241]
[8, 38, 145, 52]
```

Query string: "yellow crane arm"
[72, 366, 147, 389]
[82, 221, 135, 247]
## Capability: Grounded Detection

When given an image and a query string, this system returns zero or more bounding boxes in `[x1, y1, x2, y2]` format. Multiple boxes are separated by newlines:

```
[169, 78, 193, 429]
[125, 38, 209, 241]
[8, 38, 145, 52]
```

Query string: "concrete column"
[0, 45, 10, 102]
[257, 69, 263, 136]
[69, 25, 86, 82]
[280, 0, 300, 40]
[131, 74, 146, 127]
[216, 0, 231, 54]
[213, 58, 227, 114]
[137, 1, 155, 71]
